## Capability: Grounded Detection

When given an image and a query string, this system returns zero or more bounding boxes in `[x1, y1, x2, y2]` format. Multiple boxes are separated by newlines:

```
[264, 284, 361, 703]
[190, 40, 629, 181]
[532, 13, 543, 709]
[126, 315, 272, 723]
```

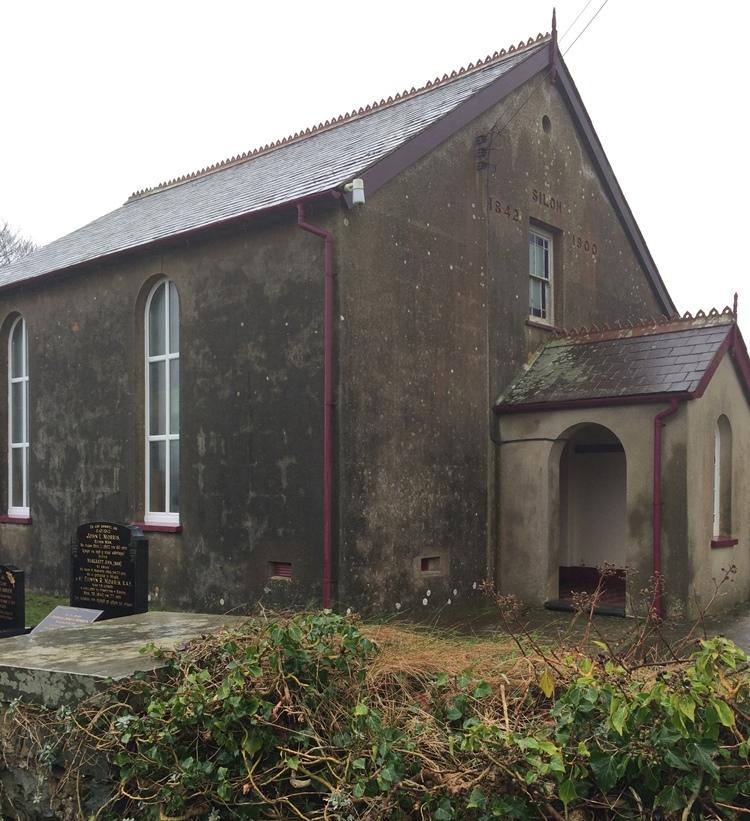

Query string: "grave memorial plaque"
[0, 564, 25, 633]
[70, 522, 148, 619]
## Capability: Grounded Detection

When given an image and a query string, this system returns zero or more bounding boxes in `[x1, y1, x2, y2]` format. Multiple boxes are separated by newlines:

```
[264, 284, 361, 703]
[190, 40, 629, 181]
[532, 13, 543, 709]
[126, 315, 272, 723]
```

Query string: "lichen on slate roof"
[498, 311, 736, 407]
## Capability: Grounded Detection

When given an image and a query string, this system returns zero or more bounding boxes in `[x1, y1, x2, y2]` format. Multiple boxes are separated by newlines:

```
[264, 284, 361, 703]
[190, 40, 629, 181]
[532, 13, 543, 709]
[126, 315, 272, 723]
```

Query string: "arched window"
[8, 316, 29, 516]
[713, 415, 732, 539]
[145, 279, 179, 524]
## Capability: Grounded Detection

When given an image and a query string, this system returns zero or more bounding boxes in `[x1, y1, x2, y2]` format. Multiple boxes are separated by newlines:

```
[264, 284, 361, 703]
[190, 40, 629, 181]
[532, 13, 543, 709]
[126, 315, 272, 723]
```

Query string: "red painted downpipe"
[653, 398, 681, 618]
[297, 204, 334, 609]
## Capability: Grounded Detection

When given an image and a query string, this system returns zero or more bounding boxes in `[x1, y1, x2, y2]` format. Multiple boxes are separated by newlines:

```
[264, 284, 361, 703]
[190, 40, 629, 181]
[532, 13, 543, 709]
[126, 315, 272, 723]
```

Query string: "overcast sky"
[1, 1, 746, 326]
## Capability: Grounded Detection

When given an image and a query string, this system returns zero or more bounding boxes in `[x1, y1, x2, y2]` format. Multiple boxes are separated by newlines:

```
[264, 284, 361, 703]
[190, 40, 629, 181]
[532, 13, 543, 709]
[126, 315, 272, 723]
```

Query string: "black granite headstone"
[70, 522, 148, 619]
[32, 605, 105, 633]
[0, 564, 24, 633]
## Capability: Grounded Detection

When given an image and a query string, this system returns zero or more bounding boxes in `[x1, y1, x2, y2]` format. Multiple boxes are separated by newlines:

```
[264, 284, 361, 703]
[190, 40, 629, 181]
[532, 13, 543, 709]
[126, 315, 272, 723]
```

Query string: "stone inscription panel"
[70, 522, 148, 619]
[0, 564, 25, 631]
[32, 605, 104, 633]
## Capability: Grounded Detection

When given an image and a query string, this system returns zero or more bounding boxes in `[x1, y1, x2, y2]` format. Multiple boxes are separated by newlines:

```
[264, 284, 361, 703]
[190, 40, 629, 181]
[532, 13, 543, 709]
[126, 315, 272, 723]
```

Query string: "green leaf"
[434, 803, 454, 821]
[687, 742, 719, 780]
[676, 694, 696, 723]
[709, 697, 734, 727]
[539, 669, 555, 698]
[559, 779, 578, 807]
[457, 673, 472, 690]
[466, 788, 487, 810]
[590, 752, 628, 792]
[663, 748, 690, 771]
[592, 640, 609, 650]
[655, 785, 686, 812]
[670, 708, 689, 738]
[243, 731, 263, 757]
[473, 680, 492, 699]
[377, 764, 397, 789]
[354, 702, 369, 716]
[610, 700, 628, 736]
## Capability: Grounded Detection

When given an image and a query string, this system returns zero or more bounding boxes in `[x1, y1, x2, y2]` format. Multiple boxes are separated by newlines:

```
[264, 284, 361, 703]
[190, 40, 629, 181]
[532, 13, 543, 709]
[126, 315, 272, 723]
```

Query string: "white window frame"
[8, 316, 29, 517]
[145, 278, 180, 525]
[529, 227, 553, 323]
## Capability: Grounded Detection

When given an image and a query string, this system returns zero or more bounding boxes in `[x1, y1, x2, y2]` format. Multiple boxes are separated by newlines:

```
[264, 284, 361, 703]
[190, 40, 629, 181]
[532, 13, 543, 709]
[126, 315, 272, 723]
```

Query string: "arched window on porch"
[713, 415, 732, 539]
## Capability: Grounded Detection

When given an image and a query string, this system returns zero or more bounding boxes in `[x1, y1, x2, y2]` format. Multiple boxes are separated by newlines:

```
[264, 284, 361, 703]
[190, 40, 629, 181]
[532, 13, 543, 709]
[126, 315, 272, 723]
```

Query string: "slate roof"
[496, 311, 742, 410]
[0, 36, 548, 291]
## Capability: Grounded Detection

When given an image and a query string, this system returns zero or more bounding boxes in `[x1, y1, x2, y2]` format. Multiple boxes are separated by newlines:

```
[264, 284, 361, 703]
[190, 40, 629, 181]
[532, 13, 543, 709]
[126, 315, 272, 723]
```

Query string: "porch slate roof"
[0, 38, 548, 291]
[496, 312, 738, 408]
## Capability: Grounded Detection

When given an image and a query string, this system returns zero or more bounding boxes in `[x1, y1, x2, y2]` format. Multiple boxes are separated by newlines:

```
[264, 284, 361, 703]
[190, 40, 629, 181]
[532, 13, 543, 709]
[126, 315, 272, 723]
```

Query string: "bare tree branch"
[0, 219, 37, 267]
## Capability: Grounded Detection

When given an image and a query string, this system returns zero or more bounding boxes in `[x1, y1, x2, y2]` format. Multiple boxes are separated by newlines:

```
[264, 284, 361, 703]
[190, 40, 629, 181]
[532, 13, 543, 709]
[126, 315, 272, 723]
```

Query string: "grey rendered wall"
[684, 355, 750, 616]
[333, 71, 668, 617]
[0, 216, 328, 613]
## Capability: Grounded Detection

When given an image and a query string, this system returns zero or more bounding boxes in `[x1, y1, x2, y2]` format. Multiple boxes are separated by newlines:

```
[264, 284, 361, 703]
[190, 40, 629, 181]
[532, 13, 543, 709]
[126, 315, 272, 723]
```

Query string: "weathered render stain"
[0, 68, 683, 618]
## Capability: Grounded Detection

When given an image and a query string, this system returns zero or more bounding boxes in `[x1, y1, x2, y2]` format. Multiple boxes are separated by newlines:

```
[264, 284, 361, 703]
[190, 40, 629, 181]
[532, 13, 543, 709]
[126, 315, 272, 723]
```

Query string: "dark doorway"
[549, 424, 627, 615]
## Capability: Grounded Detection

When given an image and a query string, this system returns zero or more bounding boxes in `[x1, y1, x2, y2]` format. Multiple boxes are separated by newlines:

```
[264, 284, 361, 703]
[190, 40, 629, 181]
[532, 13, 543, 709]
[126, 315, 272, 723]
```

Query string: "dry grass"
[361, 622, 535, 686]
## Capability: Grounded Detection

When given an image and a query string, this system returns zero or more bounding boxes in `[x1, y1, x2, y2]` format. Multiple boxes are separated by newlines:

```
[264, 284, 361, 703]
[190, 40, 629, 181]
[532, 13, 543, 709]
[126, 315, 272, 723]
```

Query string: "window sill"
[711, 537, 738, 549]
[0, 514, 31, 525]
[526, 319, 564, 333]
[132, 521, 183, 533]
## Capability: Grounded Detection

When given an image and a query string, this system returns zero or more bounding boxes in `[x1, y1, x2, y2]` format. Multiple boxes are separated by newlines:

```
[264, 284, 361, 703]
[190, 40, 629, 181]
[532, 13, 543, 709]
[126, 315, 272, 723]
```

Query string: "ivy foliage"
[552, 636, 750, 817]
[4, 611, 750, 820]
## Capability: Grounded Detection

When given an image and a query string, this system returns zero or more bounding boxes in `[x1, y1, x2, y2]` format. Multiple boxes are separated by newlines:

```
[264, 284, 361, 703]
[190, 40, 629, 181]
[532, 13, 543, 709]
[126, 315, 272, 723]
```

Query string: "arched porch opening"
[555, 423, 627, 611]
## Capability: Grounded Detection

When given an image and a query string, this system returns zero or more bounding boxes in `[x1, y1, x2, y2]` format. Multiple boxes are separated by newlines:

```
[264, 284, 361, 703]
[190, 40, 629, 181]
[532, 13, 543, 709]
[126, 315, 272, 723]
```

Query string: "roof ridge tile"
[128, 32, 549, 202]
[552, 307, 735, 344]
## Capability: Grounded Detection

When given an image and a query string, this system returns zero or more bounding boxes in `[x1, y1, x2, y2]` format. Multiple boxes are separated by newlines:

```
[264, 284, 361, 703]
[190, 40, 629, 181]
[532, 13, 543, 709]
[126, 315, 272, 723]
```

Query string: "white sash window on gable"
[529, 228, 553, 323]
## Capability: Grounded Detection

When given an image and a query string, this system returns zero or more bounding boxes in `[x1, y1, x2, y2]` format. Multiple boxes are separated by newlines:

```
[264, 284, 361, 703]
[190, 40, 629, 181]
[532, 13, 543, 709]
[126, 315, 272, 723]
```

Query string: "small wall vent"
[270, 562, 292, 578]
[420, 556, 441, 572]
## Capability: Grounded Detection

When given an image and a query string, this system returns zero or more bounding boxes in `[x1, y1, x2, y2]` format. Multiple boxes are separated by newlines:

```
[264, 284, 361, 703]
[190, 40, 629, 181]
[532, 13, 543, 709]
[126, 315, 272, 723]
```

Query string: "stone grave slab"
[0, 611, 244, 706]
[70, 522, 147, 618]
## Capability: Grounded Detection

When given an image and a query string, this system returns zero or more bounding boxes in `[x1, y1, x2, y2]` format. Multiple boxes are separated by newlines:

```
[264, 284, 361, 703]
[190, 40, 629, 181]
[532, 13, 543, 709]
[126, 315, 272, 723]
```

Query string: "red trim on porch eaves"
[691, 330, 733, 399]
[728, 324, 750, 405]
[493, 391, 693, 415]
